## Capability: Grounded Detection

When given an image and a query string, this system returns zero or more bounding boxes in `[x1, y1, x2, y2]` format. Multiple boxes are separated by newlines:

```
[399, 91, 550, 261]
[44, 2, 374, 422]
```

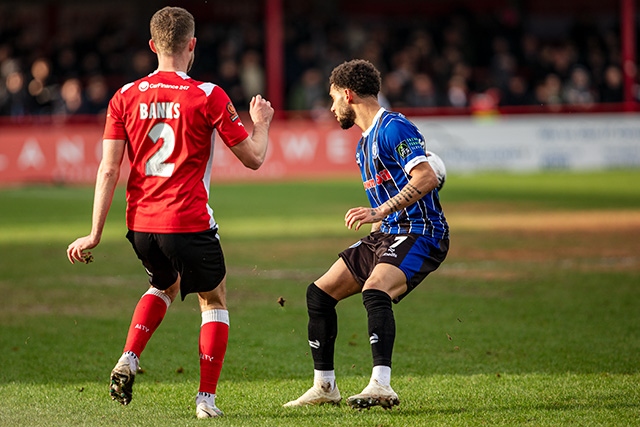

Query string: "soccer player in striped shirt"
[284, 59, 449, 410]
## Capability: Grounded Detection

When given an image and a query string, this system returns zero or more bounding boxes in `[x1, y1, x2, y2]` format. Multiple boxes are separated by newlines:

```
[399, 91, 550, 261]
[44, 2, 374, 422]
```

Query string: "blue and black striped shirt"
[356, 109, 449, 239]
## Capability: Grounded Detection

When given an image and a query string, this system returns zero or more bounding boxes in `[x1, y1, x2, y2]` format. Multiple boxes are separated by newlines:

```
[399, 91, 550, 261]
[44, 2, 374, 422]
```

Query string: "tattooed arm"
[345, 161, 438, 231]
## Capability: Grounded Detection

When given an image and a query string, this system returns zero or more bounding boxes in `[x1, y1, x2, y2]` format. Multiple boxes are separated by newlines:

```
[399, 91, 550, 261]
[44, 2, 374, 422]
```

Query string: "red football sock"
[199, 309, 229, 394]
[123, 288, 171, 357]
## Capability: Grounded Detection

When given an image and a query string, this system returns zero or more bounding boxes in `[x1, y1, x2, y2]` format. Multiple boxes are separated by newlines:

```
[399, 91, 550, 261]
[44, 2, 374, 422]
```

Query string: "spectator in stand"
[519, 33, 543, 80]
[0, 82, 7, 115]
[586, 46, 607, 89]
[54, 47, 79, 81]
[445, 74, 469, 107]
[489, 36, 517, 93]
[549, 43, 578, 82]
[58, 77, 85, 115]
[357, 39, 387, 77]
[500, 75, 535, 106]
[602, 29, 622, 66]
[217, 58, 246, 109]
[80, 52, 103, 79]
[239, 50, 265, 103]
[128, 49, 156, 81]
[2, 70, 30, 117]
[407, 30, 438, 74]
[84, 75, 110, 115]
[535, 73, 564, 109]
[28, 58, 59, 115]
[562, 65, 595, 105]
[288, 67, 327, 111]
[380, 71, 409, 108]
[599, 65, 624, 103]
[406, 73, 440, 108]
[0, 51, 17, 115]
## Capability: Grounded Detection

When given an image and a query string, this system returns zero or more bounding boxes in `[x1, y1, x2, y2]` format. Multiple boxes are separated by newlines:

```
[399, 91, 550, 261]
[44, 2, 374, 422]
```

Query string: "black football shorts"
[126, 228, 226, 300]
[339, 231, 449, 302]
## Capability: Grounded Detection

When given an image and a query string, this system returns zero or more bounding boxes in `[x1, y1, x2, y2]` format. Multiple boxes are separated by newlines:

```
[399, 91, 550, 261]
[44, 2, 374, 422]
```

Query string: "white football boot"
[109, 353, 138, 405]
[196, 393, 224, 418]
[283, 381, 341, 407]
[346, 379, 400, 410]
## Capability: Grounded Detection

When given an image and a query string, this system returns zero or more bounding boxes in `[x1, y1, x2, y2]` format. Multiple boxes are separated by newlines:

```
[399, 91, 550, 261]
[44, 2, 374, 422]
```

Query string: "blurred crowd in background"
[0, 1, 635, 120]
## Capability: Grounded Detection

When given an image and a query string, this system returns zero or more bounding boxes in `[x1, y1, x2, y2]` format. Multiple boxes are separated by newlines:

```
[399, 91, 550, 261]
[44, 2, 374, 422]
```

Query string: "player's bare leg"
[195, 277, 228, 418]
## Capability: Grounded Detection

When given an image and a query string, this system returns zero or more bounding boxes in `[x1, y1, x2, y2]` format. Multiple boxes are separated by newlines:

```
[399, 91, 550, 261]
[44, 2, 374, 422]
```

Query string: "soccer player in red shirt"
[66, 6, 274, 419]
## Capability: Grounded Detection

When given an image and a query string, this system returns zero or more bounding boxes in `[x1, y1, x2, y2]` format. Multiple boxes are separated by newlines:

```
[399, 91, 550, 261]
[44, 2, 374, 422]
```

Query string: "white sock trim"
[120, 351, 139, 373]
[201, 309, 229, 326]
[313, 369, 336, 389]
[372, 365, 391, 387]
[195, 391, 216, 405]
[144, 287, 172, 308]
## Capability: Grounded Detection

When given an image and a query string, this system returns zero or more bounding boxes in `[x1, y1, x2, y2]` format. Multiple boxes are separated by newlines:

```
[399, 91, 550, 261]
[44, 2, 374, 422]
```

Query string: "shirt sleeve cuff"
[404, 155, 428, 174]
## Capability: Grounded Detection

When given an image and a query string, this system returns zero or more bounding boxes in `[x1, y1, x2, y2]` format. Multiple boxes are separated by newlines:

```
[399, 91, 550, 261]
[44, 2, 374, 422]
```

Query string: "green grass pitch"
[1, 170, 639, 426]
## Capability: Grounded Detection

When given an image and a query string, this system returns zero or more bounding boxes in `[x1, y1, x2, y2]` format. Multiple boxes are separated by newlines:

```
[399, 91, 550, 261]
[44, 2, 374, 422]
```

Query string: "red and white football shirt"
[103, 71, 249, 233]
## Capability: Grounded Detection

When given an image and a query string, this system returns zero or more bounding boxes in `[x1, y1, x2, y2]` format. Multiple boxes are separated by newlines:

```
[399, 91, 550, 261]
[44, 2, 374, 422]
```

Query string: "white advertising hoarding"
[414, 113, 640, 172]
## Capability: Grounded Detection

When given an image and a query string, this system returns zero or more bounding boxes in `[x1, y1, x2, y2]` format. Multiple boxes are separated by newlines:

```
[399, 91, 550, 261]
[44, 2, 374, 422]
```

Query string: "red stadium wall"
[0, 120, 362, 185]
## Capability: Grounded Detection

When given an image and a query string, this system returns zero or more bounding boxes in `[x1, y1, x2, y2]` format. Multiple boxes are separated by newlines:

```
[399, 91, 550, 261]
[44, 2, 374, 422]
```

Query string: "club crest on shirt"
[371, 141, 379, 159]
[226, 102, 239, 122]
[396, 141, 413, 158]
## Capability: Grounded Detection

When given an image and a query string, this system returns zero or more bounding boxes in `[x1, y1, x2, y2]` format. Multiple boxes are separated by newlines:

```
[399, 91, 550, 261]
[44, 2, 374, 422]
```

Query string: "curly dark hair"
[329, 59, 381, 98]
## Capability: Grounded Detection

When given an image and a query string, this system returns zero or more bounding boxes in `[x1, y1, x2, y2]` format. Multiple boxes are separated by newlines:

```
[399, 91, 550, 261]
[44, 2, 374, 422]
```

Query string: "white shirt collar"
[362, 108, 386, 137]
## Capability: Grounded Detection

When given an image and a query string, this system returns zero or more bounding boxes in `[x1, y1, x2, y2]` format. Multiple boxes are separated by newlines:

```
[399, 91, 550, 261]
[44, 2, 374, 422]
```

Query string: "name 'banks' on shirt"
[103, 71, 249, 234]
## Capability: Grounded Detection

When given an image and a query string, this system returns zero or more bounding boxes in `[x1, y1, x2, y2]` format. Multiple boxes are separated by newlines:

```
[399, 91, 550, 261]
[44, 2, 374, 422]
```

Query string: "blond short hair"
[150, 6, 195, 55]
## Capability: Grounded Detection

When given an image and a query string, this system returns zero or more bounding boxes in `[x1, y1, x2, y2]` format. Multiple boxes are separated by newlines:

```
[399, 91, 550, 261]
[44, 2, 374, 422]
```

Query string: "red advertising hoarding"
[0, 120, 362, 185]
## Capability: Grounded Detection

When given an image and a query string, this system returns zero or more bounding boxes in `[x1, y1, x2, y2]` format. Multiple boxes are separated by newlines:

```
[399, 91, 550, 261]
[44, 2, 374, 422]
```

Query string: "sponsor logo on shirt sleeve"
[226, 102, 239, 122]
[396, 141, 413, 158]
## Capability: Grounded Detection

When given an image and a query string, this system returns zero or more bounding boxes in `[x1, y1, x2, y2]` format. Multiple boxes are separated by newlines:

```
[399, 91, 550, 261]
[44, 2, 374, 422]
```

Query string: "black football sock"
[306, 283, 338, 371]
[362, 289, 395, 367]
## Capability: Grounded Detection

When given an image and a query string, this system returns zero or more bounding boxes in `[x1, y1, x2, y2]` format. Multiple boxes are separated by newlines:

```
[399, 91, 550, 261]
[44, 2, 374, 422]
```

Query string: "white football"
[426, 151, 446, 191]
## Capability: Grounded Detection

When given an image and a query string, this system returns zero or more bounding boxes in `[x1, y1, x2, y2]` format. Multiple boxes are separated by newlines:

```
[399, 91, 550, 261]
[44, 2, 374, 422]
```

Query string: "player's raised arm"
[230, 94, 274, 170]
